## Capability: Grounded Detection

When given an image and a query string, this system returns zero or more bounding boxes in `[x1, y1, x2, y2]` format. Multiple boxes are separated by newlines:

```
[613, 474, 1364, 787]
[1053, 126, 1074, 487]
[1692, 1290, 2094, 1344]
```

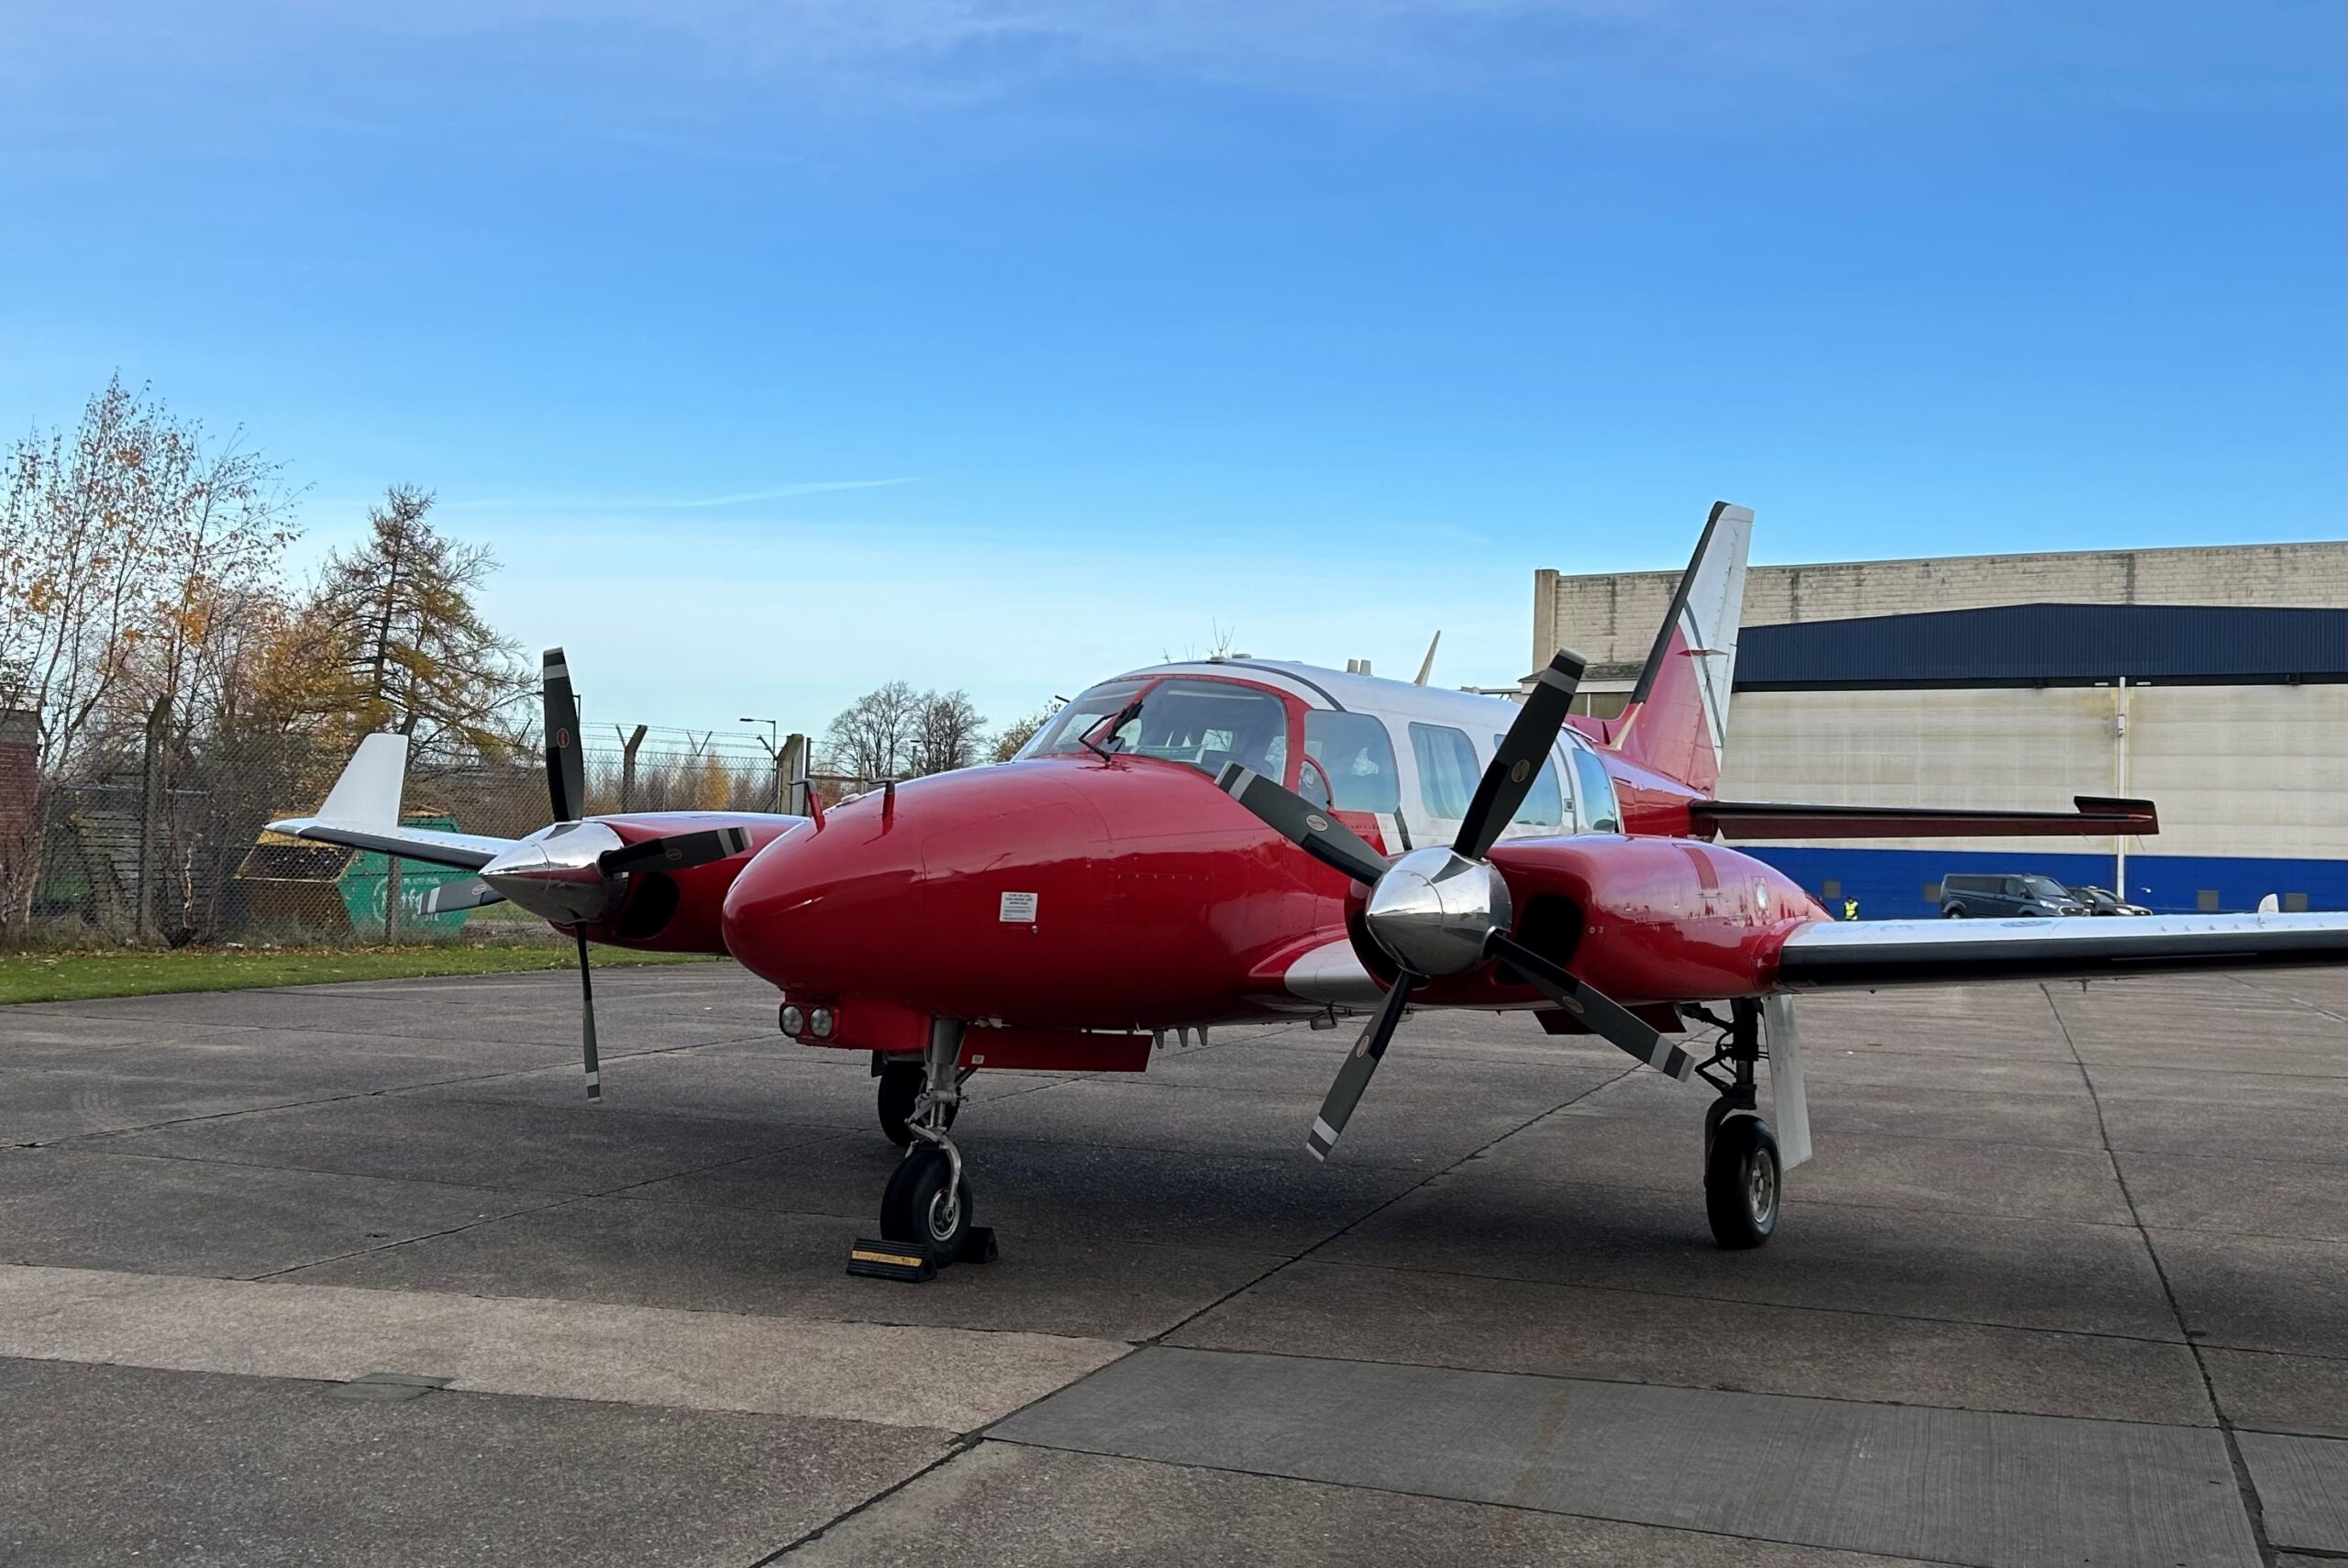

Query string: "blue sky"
[2, 2, 2339, 740]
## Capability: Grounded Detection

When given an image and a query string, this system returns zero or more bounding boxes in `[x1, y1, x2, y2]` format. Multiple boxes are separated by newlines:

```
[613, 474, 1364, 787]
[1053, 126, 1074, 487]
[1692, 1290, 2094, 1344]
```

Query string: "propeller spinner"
[1216, 648, 1696, 1160]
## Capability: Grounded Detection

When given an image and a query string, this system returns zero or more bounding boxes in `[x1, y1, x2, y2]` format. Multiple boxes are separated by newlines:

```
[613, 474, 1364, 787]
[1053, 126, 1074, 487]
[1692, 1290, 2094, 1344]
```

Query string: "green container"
[339, 816, 478, 934]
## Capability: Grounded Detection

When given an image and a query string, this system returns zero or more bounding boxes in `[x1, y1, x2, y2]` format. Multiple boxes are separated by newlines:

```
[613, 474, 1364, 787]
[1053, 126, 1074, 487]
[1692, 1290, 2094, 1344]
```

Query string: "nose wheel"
[881, 1143, 972, 1253]
[856, 1021, 996, 1278]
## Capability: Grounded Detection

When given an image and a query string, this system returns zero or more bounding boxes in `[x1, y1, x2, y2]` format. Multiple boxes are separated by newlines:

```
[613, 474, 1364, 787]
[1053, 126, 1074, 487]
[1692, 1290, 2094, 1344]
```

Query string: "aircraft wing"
[1695, 795, 2157, 840]
[1774, 911, 2348, 989]
[264, 732, 518, 871]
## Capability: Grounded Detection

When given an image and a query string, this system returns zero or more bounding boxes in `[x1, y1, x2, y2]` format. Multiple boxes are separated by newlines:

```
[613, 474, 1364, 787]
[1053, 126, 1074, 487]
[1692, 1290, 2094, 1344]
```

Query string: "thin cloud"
[667, 478, 919, 507]
[426, 478, 920, 513]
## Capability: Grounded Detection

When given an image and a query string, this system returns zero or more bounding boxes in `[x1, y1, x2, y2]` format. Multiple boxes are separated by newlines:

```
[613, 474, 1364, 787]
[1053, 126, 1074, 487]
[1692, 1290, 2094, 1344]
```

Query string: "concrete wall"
[1534, 541, 2348, 676]
[1716, 683, 2348, 913]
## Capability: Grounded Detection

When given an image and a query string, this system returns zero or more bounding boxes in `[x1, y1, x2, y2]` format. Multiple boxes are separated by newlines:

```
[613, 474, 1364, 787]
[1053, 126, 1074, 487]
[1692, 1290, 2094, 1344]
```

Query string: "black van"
[1938, 874, 2087, 919]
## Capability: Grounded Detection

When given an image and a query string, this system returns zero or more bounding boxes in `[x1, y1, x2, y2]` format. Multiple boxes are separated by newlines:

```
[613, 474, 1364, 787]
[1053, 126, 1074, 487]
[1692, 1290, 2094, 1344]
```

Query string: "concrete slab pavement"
[4, 963, 2341, 1565]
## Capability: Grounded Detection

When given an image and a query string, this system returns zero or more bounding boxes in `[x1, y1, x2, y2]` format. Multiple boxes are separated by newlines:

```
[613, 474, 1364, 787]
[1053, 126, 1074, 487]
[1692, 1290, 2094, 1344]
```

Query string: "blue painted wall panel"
[1745, 846, 2348, 919]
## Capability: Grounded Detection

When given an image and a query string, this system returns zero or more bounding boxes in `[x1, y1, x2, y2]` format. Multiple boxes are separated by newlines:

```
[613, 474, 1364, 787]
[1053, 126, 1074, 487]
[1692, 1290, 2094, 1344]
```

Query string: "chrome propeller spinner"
[1216, 647, 1696, 1161]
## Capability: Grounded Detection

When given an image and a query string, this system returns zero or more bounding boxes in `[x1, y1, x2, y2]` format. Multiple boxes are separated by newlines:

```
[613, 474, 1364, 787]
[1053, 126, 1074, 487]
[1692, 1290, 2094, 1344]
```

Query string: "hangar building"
[1534, 541, 2348, 916]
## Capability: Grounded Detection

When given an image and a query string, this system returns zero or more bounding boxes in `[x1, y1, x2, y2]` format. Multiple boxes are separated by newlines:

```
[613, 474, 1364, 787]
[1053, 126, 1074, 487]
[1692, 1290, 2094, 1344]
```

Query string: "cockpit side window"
[1305, 712, 1401, 813]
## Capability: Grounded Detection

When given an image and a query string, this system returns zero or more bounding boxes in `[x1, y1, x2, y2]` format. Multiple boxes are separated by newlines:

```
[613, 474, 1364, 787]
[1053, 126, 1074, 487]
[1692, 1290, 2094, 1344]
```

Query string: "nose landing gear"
[875, 1054, 956, 1148]
[851, 1020, 996, 1281]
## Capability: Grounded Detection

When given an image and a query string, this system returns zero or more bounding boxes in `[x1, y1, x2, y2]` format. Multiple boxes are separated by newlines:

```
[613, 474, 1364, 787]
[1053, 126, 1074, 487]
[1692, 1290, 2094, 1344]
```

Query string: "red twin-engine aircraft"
[274, 503, 2348, 1260]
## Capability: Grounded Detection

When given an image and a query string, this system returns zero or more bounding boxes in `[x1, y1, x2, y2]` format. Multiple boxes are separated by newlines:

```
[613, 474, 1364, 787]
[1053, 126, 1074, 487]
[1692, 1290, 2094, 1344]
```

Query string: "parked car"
[2066, 884, 2151, 916]
[1938, 873, 2088, 919]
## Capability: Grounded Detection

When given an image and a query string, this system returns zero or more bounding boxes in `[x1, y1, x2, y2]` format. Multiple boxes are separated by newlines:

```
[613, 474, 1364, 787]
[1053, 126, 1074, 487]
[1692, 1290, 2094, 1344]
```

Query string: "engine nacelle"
[1357, 835, 1824, 1007]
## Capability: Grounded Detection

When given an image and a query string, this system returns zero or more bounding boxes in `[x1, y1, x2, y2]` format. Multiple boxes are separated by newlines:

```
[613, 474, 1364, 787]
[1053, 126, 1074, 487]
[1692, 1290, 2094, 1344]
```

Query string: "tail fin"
[1607, 501, 1751, 794]
[316, 733, 409, 823]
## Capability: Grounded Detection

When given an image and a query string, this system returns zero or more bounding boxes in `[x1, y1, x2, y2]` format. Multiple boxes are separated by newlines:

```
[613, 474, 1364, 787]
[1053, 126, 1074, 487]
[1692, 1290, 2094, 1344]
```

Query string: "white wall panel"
[1715, 684, 2346, 860]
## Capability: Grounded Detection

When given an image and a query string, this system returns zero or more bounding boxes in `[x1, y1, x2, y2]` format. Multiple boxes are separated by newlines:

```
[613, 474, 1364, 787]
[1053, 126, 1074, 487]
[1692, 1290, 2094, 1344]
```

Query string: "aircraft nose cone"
[722, 767, 1113, 1016]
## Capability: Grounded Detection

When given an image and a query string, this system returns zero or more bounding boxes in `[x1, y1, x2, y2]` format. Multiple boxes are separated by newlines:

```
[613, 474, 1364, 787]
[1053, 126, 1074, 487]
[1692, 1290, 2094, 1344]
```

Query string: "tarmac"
[1, 961, 2342, 1566]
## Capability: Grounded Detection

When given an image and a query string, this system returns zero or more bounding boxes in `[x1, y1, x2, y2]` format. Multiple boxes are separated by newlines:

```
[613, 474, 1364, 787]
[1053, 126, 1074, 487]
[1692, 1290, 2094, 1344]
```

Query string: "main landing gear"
[1693, 999, 1783, 1250]
[851, 1021, 996, 1281]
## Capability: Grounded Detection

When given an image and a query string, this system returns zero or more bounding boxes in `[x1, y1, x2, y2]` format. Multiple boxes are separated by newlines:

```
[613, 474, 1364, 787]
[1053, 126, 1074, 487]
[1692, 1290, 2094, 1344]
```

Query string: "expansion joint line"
[2041, 982, 2278, 1568]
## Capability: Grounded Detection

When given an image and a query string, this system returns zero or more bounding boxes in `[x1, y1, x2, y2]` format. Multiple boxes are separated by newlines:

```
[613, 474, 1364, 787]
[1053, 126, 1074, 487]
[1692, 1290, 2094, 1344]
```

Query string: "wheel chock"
[847, 1239, 936, 1282]
[846, 1226, 998, 1282]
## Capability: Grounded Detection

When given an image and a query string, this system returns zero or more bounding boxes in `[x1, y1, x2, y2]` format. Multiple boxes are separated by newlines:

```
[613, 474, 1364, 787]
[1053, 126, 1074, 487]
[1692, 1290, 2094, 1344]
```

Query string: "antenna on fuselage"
[1413, 631, 1441, 686]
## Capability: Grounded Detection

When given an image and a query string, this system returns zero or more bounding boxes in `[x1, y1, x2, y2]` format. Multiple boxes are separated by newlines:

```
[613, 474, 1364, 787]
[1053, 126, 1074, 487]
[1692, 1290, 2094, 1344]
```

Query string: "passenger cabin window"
[1408, 723, 1481, 821]
[1568, 745, 1621, 833]
[1020, 679, 1290, 780]
[1490, 734, 1564, 827]
[1304, 712, 1401, 813]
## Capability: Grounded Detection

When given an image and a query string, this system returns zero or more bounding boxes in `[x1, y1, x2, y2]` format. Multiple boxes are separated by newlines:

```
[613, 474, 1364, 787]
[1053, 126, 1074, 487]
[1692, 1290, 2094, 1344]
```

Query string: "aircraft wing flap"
[1696, 795, 2157, 840]
[1774, 911, 2348, 989]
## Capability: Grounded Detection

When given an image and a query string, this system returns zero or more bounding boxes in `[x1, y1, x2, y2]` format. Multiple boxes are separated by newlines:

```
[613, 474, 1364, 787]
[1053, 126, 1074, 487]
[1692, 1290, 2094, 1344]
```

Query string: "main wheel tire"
[1702, 1096, 1737, 1158]
[876, 1063, 957, 1147]
[1705, 1114, 1781, 1250]
[879, 1144, 973, 1253]
[1942, 904, 1965, 919]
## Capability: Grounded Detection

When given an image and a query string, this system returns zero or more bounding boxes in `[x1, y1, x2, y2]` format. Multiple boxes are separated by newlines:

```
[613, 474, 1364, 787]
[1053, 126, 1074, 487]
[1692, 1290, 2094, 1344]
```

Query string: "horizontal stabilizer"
[1695, 795, 2157, 841]
[1775, 911, 2348, 989]
[264, 817, 518, 870]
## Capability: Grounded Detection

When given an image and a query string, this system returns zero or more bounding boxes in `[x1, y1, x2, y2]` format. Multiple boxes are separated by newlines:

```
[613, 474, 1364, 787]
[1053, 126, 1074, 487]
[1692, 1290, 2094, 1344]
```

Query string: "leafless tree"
[911, 690, 987, 776]
[822, 680, 923, 783]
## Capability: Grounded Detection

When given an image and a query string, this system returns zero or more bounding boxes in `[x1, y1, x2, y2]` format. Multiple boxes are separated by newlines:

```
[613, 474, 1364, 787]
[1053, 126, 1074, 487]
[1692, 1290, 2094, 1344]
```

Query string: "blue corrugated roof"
[1734, 603, 2346, 690]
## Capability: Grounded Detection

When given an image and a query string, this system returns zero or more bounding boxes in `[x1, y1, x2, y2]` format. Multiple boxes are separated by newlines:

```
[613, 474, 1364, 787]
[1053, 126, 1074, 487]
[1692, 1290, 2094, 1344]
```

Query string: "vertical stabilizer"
[316, 733, 409, 823]
[1608, 502, 1752, 794]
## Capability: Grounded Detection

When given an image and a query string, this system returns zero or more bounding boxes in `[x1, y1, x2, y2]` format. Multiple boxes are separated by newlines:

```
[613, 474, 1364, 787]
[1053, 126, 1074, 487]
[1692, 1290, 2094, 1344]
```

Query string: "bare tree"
[910, 690, 987, 776]
[822, 680, 923, 783]
[991, 700, 1063, 763]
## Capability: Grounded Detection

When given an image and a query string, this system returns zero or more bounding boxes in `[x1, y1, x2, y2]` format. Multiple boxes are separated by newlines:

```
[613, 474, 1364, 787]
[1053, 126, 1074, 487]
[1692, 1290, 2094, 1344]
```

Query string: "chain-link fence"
[10, 723, 874, 948]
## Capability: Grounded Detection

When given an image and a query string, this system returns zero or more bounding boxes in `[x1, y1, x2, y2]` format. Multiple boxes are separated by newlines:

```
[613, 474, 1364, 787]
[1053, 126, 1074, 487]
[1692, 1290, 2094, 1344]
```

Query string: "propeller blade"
[543, 647, 586, 823]
[421, 877, 505, 915]
[573, 926, 603, 1102]
[1215, 763, 1391, 887]
[598, 825, 753, 877]
[1485, 931, 1696, 1081]
[1456, 648, 1586, 861]
[1307, 971, 1416, 1161]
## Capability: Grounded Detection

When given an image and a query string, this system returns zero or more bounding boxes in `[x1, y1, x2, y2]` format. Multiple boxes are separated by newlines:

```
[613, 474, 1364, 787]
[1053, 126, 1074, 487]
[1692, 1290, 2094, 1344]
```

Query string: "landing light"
[810, 1007, 836, 1039]
[780, 1004, 806, 1036]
